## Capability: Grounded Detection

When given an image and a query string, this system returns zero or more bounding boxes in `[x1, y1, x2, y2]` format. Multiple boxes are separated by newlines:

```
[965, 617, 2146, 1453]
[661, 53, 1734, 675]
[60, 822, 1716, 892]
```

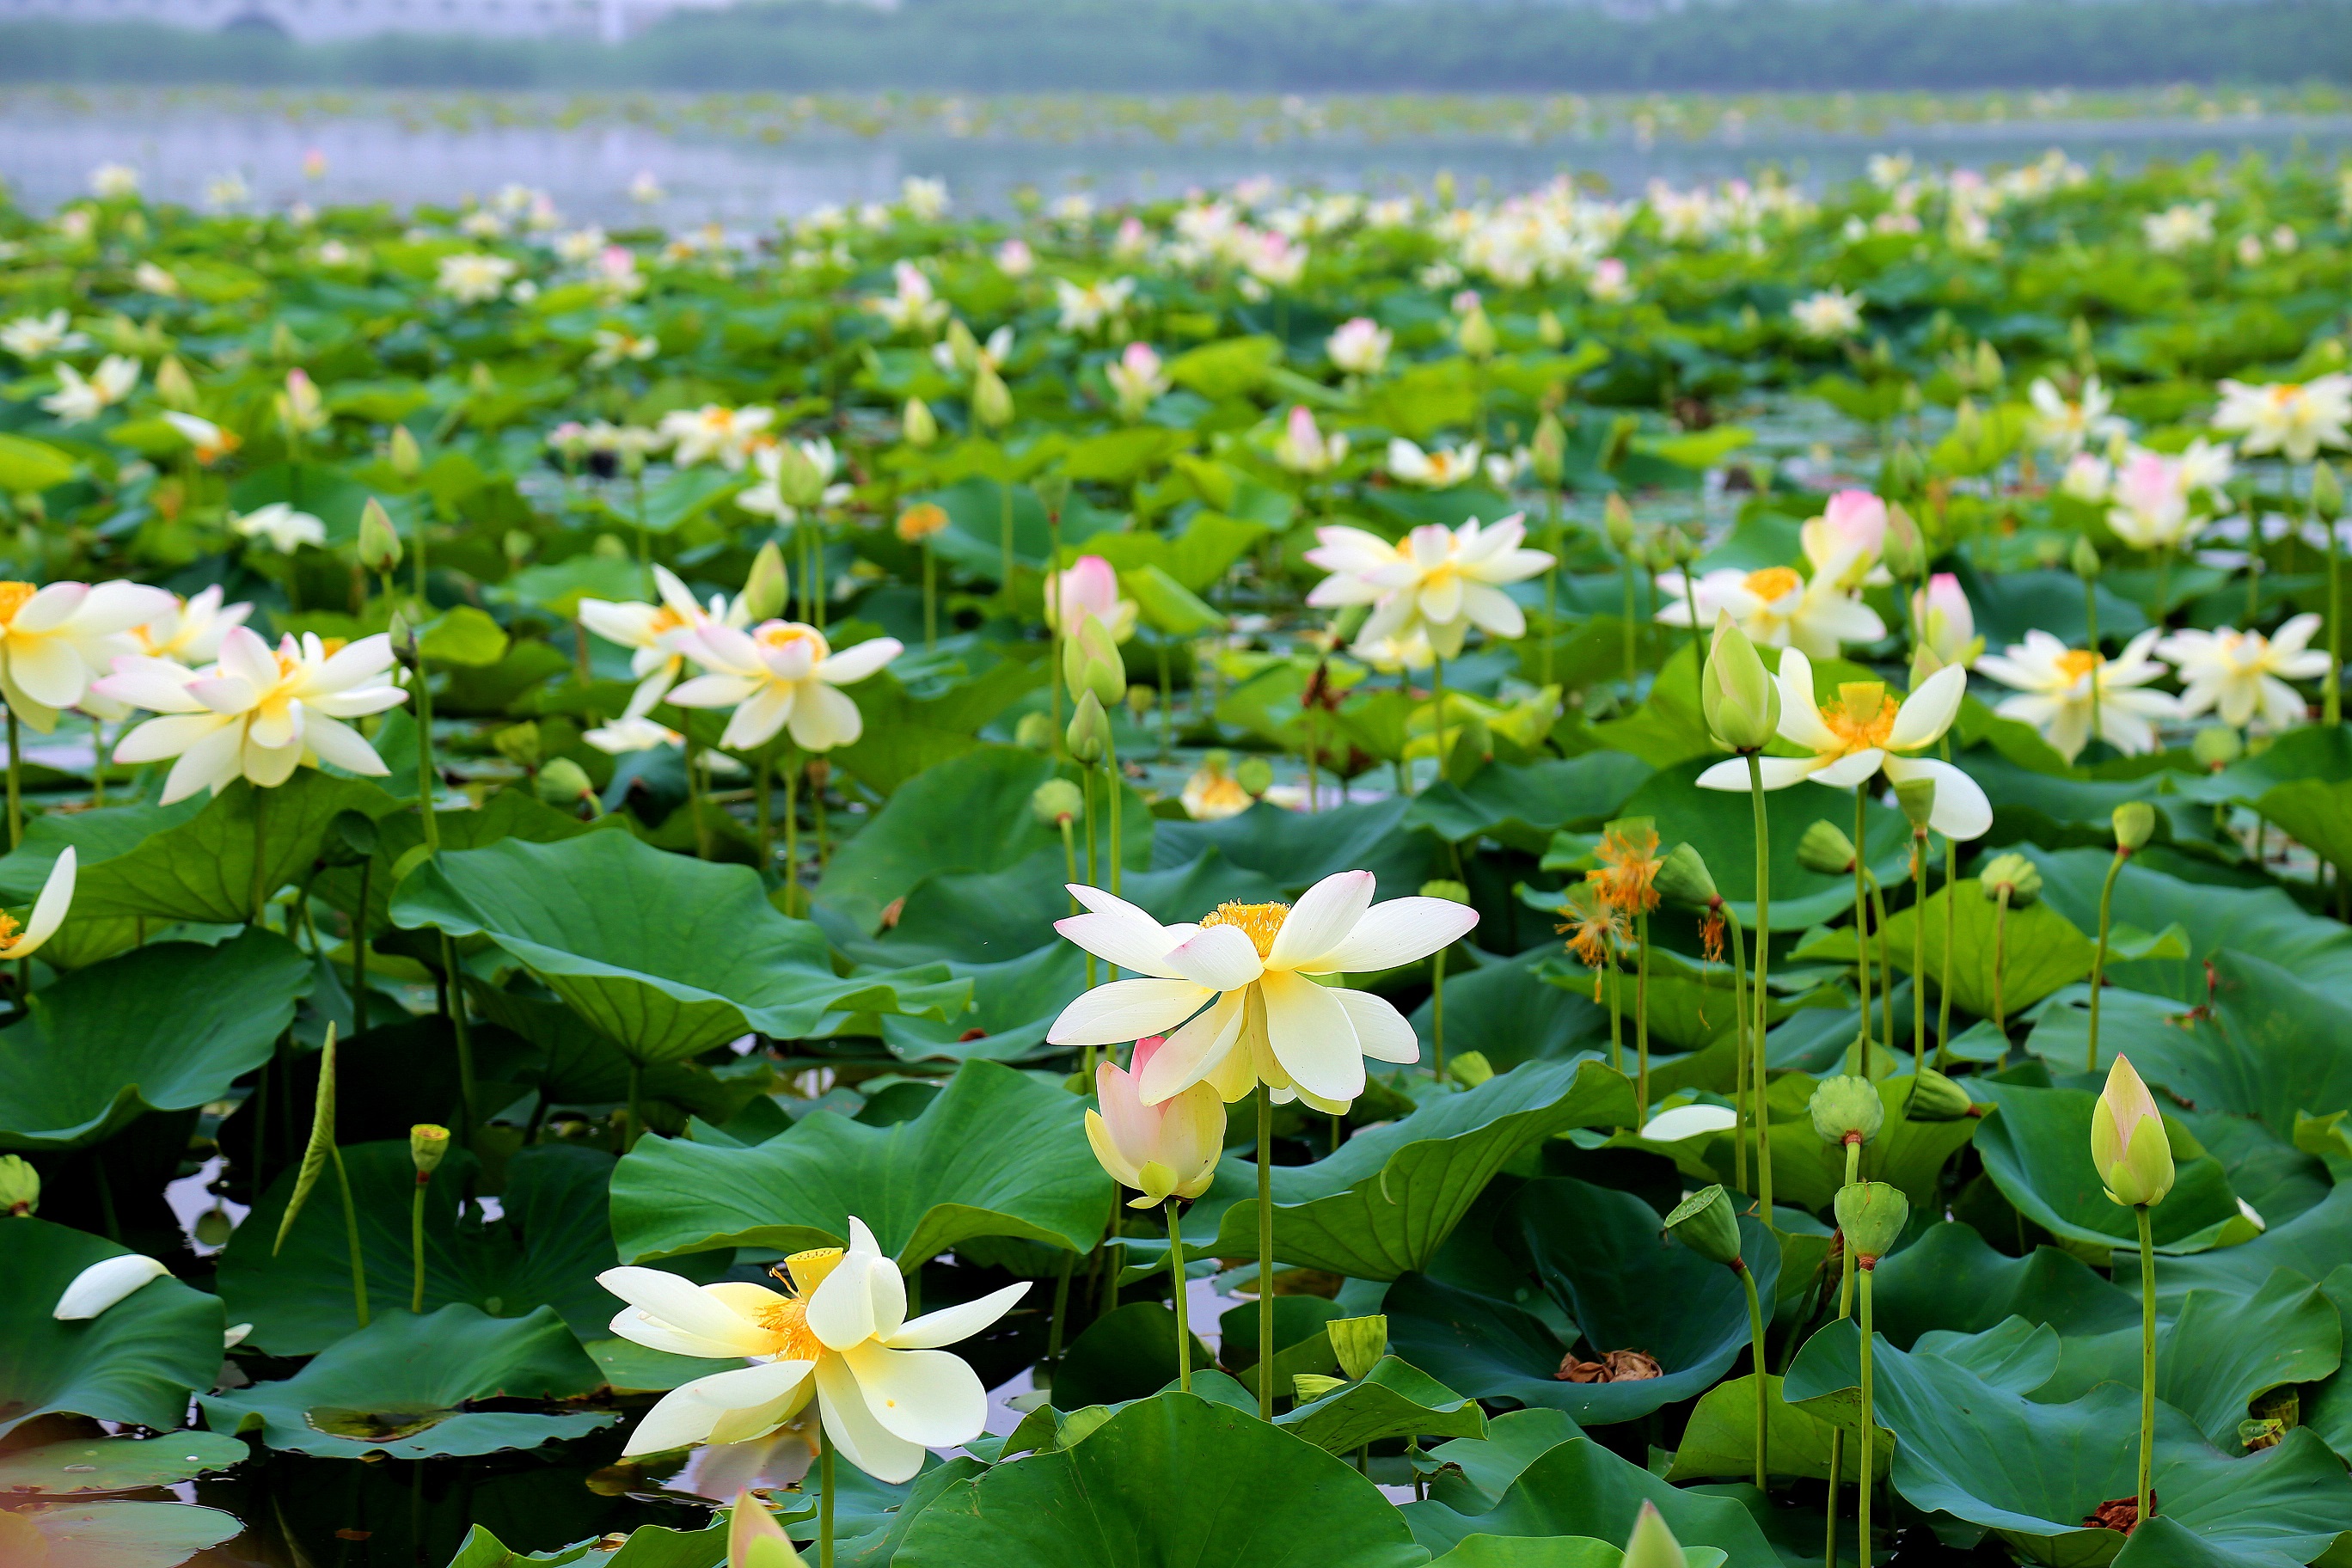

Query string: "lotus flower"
[1087, 1037, 1226, 1208]
[579, 566, 750, 720]
[1044, 556, 1138, 643]
[0, 579, 179, 730]
[668, 622, 900, 753]
[2157, 615, 2328, 732]
[2091, 1055, 2175, 1208]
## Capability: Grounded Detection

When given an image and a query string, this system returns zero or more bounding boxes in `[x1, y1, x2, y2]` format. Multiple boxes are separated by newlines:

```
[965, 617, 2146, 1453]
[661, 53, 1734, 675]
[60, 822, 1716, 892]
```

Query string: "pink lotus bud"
[1086, 1037, 1227, 1208]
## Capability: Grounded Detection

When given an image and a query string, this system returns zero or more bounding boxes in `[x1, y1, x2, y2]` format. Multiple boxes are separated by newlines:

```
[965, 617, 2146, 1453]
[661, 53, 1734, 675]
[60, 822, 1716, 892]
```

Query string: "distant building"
[0, 0, 749, 42]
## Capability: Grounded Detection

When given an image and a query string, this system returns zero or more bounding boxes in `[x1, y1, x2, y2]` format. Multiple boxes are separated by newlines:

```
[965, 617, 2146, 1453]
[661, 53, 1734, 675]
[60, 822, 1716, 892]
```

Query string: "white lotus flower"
[1105, 342, 1168, 420]
[1044, 870, 1479, 1112]
[437, 252, 518, 304]
[133, 586, 252, 665]
[599, 1217, 1027, 1480]
[1320, 515, 1552, 661]
[102, 628, 407, 803]
[0, 578, 177, 730]
[1976, 628, 2181, 762]
[867, 261, 947, 334]
[1911, 573, 1981, 669]
[89, 162, 140, 199]
[40, 355, 139, 424]
[1790, 287, 1863, 340]
[1326, 316, 1392, 375]
[2, 310, 88, 360]
[1385, 438, 1482, 489]
[1275, 406, 1348, 476]
[2028, 376, 2127, 460]
[1696, 649, 1989, 840]
[583, 714, 684, 755]
[2104, 449, 2220, 551]
[590, 328, 659, 369]
[0, 847, 76, 965]
[579, 565, 750, 719]
[668, 622, 900, 753]
[1053, 276, 1133, 335]
[1655, 563, 1884, 659]
[659, 405, 772, 471]
[1798, 489, 1894, 591]
[230, 502, 326, 554]
[2157, 614, 2329, 732]
[55, 1251, 167, 1320]
[2142, 202, 2214, 254]
[737, 437, 853, 523]
[161, 411, 241, 466]
[2211, 377, 2352, 464]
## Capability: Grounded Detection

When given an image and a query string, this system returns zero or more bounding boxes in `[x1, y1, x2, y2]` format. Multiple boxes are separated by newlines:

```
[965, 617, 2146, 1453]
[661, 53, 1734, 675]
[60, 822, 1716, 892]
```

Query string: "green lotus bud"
[1886, 440, 1926, 498]
[2191, 726, 2243, 770]
[1981, 853, 2042, 907]
[358, 497, 402, 573]
[2112, 800, 2155, 853]
[1701, 614, 1780, 752]
[1834, 1180, 1910, 1265]
[154, 355, 198, 411]
[1810, 1075, 1883, 1147]
[1032, 778, 1083, 826]
[1418, 879, 1469, 904]
[388, 425, 423, 479]
[1014, 712, 1057, 752]
[1907, 1067, 1976, 1122]
[2092, 1054, 2176, 1208]
[1063, 613, 1126, 707]
[1663, 1183, 1744, 1270]
[971, 361, 1014, 431]
[1292, 1373, 1348, 1402]
[1535, 309, 1565, 349]
[1457, 304, 1498, 361]
[1065, 689, 1109, 763]
[1883, 502, 1926, 579]
[903, 395, 939, 449]
[1622, 1504, 1687, 1568]
[1126, 685, 1155, 724]
[1327, 1314, 1389, 1381]
[769, 441, 827, 511]
[1033, 473, 1071, 520]
[1235, 756, 1274, 796]
[1603, 491, 1636, 550]
[2313, 461, 2343, 524]
[536, 757, 597, 814]
[1797, 819, 1857, 876]
[742, 540, 790, 622]
[1894, 776, 1937, 833]
[1653, 842, 1718, 910]
[1449, 1050, 1494, 1087]
[410, 1124, 450, 1181]
[942, 318, 982, 374]
[0, 1154, 37, 1217]
[2069, 536, 2101, 582]
[1530, 411, 1566, 487]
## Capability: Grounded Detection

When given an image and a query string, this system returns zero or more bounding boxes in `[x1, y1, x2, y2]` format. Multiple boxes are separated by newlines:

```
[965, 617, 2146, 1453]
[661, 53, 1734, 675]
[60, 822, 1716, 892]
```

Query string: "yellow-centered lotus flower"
[1087, 1036, 1226, 1207]
[598, 1217, 1026, 1480]
[0, 578, 177, 730]
[578, 565, 750, 720]
[1045, 871, 1478, 1112]
[2091, 1055, 2175, 1208]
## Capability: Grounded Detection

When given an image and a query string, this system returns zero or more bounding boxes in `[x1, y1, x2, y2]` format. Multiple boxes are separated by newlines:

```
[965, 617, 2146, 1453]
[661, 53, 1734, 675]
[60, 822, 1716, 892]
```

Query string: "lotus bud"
[0, 1155, 37, 1217]
[358, 497, 403, 573]
[1328, 1314, 1389, 1381]
[1065, 689, 1109, 763]
[769, 441, 826, 511]
[1603, 491, 1636, 550]
[1981, 853, 2042, 907]
[1063, 613, 1127, 707]
[1033, 473, 1071, 520]
[2191, 726, 2243, 771]
[1126, 685, 1155, 724]
[741, 540, 790, 622]
[1086, 1036, 1225, 1209]
[1810, 1075, 1883, 1147]
[728, 1490, 805, 1568]
[1886, 439, 1926, 498]
[409, 1124, 450, 1183]
[1014, 712, 1057, 752]
[1535, 308, 1565, 348]
[1894, 777, 1937, 834]
[971, 361, 1014, 432]
[1653, 842, 1718, 910]
[154, 354, 198, 411]
[1235, 756, 1274, 797]
[1834, 1180, 1910, 1266]
[1701, 614, 1780, 752]
[2069, 536, 2102, 582]
[902, 395, 939, 449]
[1907, 1067, 1976, 1122]
[1450, 1050, 1494, 1087]
[1419, 879, 1469, 904]
[942, 318, 982, 374]
[2312, 461, 2342, 523]
[1530, 411, 1566, 487]
[536, 757, 597, 816]
[2112, 801, 2155, 853]
[1663, 1183, 1745, 1270]
[2092, 1054, 2176, 1208]
[1797, 819, 1858, 876]
[1622, 1502, 1687, 1568]
[1031, 778, 1083, 827]
[1883, 501, 1926, 579]
[1457, 303, 1498, 361]
[389, 425, 423, 479]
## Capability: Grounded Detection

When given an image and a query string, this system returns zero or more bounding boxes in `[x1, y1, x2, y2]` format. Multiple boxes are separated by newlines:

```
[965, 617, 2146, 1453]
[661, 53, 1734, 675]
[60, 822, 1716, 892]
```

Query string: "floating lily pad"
[0, 1220, 225, 1442]
[0, 1433, 247, 1497]
[2, 1499, 242, 1567]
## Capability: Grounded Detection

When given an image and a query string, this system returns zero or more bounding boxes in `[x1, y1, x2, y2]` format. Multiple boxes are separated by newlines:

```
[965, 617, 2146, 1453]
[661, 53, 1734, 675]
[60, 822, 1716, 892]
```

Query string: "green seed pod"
[1834, 1179, 1910, 1265]
[1663, 1183, 1744, 1270]
[741, 540, 790, 623]
[194, 1206, 235, 1247]
[1894, 776, 1938, 833]
[1981, 852, 2043, 907]
[2313, 461, 2343, 524]
[1327, 1314, 1389, 1381]
[2111, 800, 2155, 852]
[1701, 614, 1780, 752]
[1065, 689, 1110, 763]
[1530, 410, 1566, 487]
[1796, 819, 1858, 876]
[358, 497, 403, 573]
[0, 1154, 38, 1217]
[1810, 1075, 1884, 1147]
[1014, 712, 1057, 752]
[2191, 726, 2244, 770]
[902, 396, 940, 449]
[1907, 1067, 1976, 1122]
[2069, 536, 2102, 582]
[410, 1124, 451, 1181]
[1652, 842, 1718, 910]
[536, 757, 595, 813]
[1235, 756, 1275, 797]
[1031, 778, 1083, 826]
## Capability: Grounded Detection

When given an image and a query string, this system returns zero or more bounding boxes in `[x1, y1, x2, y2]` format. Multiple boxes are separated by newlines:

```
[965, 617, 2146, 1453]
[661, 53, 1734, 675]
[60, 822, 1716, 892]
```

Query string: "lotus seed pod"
[388, 424, 423, 479]
[1031, 778, 1083, 826]
[1663, 1183, 1745, 1270]
[1014, 712, 1057, 752]
[1907, 1067, 1976, 1122]
[1701, 614, 1780, 751]
[410, 1124, 450, 1180]
[971, 361, 1014, 431]
[536, 757, 595, 812]
[1235, 756, 1275, 797]
[2191, 726, 2243, 770]
[2069, 536, 2102, 581]
[193, 1206, 235, 1248]
[2313, 461, 2342, 523]
[1065, 689, 1110, 763]
[0, 1154, 38, 1217]
[1834, 1180, 1910, 1265]
[1883, 502, 1926, 579]
[1796, 819, 1857, 876]
[1652, 842, 1718, 910]
[1894, 776, 1938, 832]
[1981, 852, 2043, 907]
[741, 540, 790, 623]
[2112, 800, 2155, 852]
[1418, 879, 1470, 904]
[358, 497, 402, 573]
[1810, 1075, 1883, 1147]
[902, 395, 940, 449]
[1621, 1502, 1687, 1568]
[1327, 1314, 1389, 1381]
[2092, 1054, 2176, 1208]
[1603, 491, 1636, 549]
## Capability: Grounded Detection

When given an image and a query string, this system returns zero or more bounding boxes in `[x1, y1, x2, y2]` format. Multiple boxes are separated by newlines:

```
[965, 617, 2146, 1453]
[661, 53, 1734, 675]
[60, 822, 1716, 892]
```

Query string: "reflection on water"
[3, 93, 2349, 221]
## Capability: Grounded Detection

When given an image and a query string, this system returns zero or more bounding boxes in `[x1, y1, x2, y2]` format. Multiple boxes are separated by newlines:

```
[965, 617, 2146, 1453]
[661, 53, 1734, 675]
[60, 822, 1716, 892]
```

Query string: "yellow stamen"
[0, 582, 35, 624]
[1821, 681, 1899, 750]
[0, 910, 21, 954]
[756, 622, 829, 659]
[2055, 649, 2102, 683]
[752, 1294, 828, 1361]
[1200, 899, 1290, 958]
[1743, 566, 1802, 601]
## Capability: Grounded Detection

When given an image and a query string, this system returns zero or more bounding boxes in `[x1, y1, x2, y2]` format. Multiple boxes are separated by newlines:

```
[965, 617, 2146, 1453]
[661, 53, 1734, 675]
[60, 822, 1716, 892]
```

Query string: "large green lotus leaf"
[1866, 879, 2098, 1020]
[6, 1499, 243, 1567]
[1975, 1081, 2252, 1255]
[1785, 1319, 2352, 1566]
[466, 989, 775, 1129]
[1869, 1222, 2140, 1349]
[0, 930, 309, 1149]
[0, 773, 404, 928]
[1421, 1408, 1585, 1507]
[2151, 1185, 2352, 1308]
[1153, 796, 1442, 903]
[1403, 753, 1653, 850]
[1400, 1425, 1780, 1568]
[1692, 1072, 1977, 1214]
[2294, 1266, 2352, 1466]
[0, 1432, 248, 1497]
[312, 787, 610, 937]
[1664, 1372, 1885, 1483]
[892, 1392, 1426, 1568]
[2171, 724, 2352, 805]
[0, 795, 199, 970]
[217, 1142, 694, 1356]
[611, 1058, 1112, 1268]
[390, 832, 967, 1062]
[1411, 947, 1606, 1074]
[2020, 847, 2352, 999]
[0, 1219, 226, 1441]
[444, 1517, 728, 1568]
[1424, 1537, 1697, 1568]
[1274, 1355, 1488, 1454]
[1387, 1182, 1778, 1425]
[2027, 1270, 2340, 1450]
[1208, 1059, 1636, 1280]
[872, 941, 1083, 1063]
[2255, 778, 2352, 872]
[1607, 757, 1913, 930]
[198, 1304, 613, 1459]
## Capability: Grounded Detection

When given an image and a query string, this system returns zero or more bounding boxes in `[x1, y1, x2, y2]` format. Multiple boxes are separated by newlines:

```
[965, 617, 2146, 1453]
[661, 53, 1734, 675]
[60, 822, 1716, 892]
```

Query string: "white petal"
[841, 1340, 989, 1447]
[1045, 978, 1212, 1047]
[597, 1267, 772, 1355]
[1881, 756, 1993, 843]
[1889, 664, 1965, 751]
[1810, 749, 1884, 789]
[1053, 907, 1186, 979]
[814, 1354, 927, 1484]
[1259, 970, 1364, 1105]
[1641, 1104, 1739, 1142]
[1136, 990, 1247, 1105]
[54, 1253, 168, 1319]
[1269, 869, 1376, 970]
[1305, 895, 1476, 974]
[12, 845, 76, 959]
[1330, 988, 1421, 1063]
[887, 1281, 1030, 1351]
[816, 638, 901, 685]
[1162, 925, 1265, 990]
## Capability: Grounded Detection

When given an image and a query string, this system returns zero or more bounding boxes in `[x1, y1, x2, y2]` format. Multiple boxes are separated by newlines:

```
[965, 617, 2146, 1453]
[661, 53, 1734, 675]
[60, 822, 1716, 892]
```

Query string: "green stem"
[442, 933, 475, 1146]
[351, 857, 371, 1036]
[1869, 877, 1893, 1063]
[1937, 833, 1957, 1070]
[2138, 1204, 2156, 1528]
[1541, 489, 1560, 689]
[1045, 1246, 1075, 1371]
[1620, 547, 1638, 687]
[1431, 946, 1448, 1081]
[783, 762, 800, 915]
[250, 783, 271, 926]
[1429, 653, 1446, 791]
[756, 754, 773, 876]
[1167, 1197, 1191, 1393]
[1740, 1260, 1768, 1491]
[1859, 1265, 1877, 1559]
[1992, 885, 2013, 1037]
[410, 1175, 429, 1314]
[999, 481, 1015, 610]
[1730, 910, 1750, 1196]
[413, 658, 439, 855]
[1606, 948, 1622, 1073]
[1081, 767, 1098, 1001]
[1850, 787, 1870, 1077]
[2089, 848, 2125, 1074]
[1681, 566, 1706, 708]
[1257, 1087, 1275, 1421]
[1104, 732, 1122, 903]
[6, 708, 20, 851]
[330, 1144, 369, 1328]
[1635, 909, 1651, 1122]
[819, 1423, 836, 1568]
[1911, 833, 1928, 1075]
[922, 540, 937, 652]
[1748, 752, 1773, 1227]
[2326, 492, 2342, 728]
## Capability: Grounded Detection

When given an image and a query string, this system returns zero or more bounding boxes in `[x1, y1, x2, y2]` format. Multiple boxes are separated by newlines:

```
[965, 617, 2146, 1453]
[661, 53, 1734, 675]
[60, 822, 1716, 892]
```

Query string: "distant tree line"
[3, 0, 2349, 91]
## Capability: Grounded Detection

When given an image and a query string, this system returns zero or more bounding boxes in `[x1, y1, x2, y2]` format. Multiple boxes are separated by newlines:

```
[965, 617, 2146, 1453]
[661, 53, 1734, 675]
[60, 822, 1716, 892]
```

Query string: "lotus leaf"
[0, 1220, 226, 1441]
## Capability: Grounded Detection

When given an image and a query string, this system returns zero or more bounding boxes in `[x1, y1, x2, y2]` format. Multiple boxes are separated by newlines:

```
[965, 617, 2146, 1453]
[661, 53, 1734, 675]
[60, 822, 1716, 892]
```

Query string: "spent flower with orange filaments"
[1556, 881, 1626, 996]
[1586, 818, 1663, 916]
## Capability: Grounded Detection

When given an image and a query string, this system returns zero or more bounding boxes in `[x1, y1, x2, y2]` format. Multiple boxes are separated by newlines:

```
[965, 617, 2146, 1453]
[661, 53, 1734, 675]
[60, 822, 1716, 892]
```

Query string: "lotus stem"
[819, 1423, 836, 1568]
[2089, 847, 2125, 1074]
[413, 643, 440, 857]
[1992, 883, 2013, 1037]
[1620, 545, 1638, 687]
[1045, 1246, 1075, 1374]
[352, 857, 371, 1036]
[999, 481, 1015, 610]
[1257, 1087, 1275, 1421]
[922, 539, 937, 652]
[1635, 910, 1651, 1122]
[410, 1168, 430, 1314]
[250, 783, 270, 927]
[2327, 494, 2343, 728]
[1167, 1197, 1191, 1393]
[2137, 1203, 2156, 1529]
[1429, 653, 1447, 792]
[814, 767, 830, 872]
[442, 933, 476, 1145]
[1910, 831, 1928, 1075]
[1730, 910, 1750, 1196]
[1680, 568, 1705, 707]
[331, 1145, 368, 1328]
[1747, 752, 1773, 1227]
[1738, 1259, 1767, 1491]
[1606, 945, 1623, 1075]
[1541, 489, 1559, 689]
[1937, 832, 1957, 1070]
[1826, 1139, 1860, 1568]
[89, 716, 108, 808]
[1869, 876, 1893, 1063]
[756, 755, 773, 876]
[1431, 945, 1447, 1081]
[784, 761, 800, 915]
[1859, 1262, 1878, 1559]
[5, 708, 19, 851]
[1103, 732, 1122, 903]
[1850, 787, 1870, 1077]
